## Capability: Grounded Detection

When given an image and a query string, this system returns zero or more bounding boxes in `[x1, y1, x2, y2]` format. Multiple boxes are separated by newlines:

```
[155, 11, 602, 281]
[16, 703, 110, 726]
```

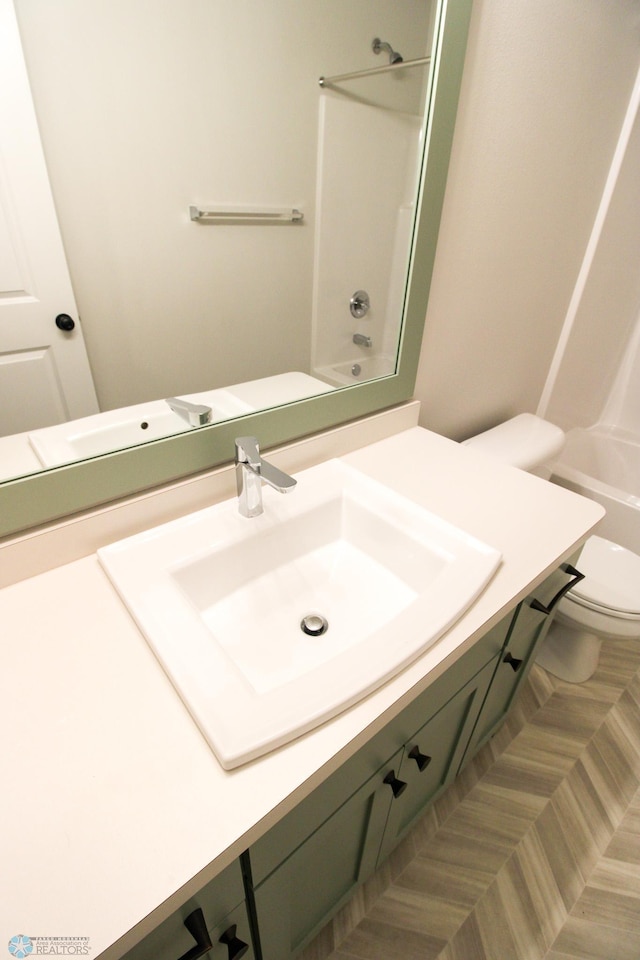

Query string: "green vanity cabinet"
[460, 559, 580, 763]
[122, 859, 255, 960]
[250, 748, 403, 960]
[377, 653, 499, 864]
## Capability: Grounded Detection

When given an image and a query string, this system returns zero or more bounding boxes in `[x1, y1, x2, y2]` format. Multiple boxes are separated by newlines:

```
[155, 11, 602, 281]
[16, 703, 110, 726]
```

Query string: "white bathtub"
[313, 355, 395, 387]
[550, 425, 640, 553]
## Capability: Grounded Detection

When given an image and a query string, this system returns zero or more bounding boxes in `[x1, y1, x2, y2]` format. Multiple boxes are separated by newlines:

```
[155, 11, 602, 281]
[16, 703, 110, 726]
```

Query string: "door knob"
[55, 313, 75, 332]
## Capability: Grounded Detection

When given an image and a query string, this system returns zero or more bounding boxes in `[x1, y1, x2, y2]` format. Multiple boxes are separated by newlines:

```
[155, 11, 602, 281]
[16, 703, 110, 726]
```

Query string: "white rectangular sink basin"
[98, 459, 501, 768]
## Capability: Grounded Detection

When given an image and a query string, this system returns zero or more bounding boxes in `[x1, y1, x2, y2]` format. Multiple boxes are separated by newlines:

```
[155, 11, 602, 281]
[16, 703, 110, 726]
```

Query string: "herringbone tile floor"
[302, 635, 640, 960]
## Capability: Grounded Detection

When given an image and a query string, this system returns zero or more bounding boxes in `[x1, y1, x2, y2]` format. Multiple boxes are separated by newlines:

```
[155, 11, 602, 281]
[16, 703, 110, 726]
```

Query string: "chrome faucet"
[235, 436, 296, 517]
[166, 397, 212, 426]
[352, 333, 372, 348]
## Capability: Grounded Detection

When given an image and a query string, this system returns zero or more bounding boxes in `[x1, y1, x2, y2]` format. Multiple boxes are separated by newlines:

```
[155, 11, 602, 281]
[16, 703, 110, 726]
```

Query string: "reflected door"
[0, 0, 98, 437]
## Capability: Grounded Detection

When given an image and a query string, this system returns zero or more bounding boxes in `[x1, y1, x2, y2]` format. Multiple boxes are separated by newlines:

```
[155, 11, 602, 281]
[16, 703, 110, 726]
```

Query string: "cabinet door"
[378, 658, 496, 864]
[253, 749, 402, 960]
[123, 861, 254, 960]
[462, 562, 578, 761]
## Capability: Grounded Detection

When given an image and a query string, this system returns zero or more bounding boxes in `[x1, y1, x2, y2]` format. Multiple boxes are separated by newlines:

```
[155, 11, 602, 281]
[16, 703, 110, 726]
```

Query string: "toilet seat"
[566, 593, 640, 621]
[462, 415, 640, 682]
[566, 536, 640, 619]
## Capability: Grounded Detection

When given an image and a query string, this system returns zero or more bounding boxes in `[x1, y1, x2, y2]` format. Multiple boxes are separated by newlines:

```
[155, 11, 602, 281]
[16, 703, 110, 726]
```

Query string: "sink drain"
[300, 614, 329, 637]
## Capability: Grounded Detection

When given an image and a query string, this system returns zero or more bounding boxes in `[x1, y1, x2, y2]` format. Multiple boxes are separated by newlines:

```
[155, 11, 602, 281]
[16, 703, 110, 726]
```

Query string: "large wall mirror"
[0, 0, 472, 538]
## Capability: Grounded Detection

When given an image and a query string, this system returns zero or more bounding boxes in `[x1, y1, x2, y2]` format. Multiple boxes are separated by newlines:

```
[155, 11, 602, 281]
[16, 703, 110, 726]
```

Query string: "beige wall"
[414, 0, 640, 441]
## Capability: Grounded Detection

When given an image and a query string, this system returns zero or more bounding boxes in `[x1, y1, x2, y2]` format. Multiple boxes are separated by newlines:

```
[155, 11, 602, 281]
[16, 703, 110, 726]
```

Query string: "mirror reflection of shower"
[312, 34, 432, 388]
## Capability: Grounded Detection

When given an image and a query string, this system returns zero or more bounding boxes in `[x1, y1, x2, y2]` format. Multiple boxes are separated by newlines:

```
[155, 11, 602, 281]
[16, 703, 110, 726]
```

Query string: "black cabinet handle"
[529, 563, 584, 616]
[408, 745, 432, 771]
[177, 909, 212, 960]
[219, 924, 249, 960]
[383, 770, 408, 798]
[503, 652, 523, 672]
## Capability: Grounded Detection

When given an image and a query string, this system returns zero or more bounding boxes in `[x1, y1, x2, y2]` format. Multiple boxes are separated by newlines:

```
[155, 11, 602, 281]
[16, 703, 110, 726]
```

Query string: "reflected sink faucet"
[235, 436, 297, 518]
[166, 397, 212, 426]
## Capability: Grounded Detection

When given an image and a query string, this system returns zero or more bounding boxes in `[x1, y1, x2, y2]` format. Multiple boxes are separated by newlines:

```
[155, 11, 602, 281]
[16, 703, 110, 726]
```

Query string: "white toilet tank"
[462, 413, 566, 477]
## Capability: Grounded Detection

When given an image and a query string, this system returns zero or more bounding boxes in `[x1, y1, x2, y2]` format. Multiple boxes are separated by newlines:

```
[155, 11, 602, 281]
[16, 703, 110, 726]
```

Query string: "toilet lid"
[569, 536, 640, 617]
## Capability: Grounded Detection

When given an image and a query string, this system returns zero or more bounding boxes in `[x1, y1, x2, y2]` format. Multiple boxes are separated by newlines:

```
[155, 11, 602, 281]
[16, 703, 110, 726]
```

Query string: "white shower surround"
[311, 91, 424, 382]
[551, 427, 640, 554]
[539, 62, 640, 432]
[539, 65, 640, 557]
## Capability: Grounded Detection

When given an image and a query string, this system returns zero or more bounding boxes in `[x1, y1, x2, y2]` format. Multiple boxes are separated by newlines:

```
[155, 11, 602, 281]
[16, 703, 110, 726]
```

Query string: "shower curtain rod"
[319, 55, 431, 88]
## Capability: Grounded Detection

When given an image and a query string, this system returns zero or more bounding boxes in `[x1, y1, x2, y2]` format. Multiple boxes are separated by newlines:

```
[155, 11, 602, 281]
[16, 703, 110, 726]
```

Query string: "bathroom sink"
[28, 391, 251, 466]
[98, 459, 501, 768]
[29, 403, 192, 465]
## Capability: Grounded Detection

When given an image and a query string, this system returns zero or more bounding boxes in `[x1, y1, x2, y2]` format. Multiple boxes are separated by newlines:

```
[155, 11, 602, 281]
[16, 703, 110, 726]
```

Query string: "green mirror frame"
[1, 0, 472, 540]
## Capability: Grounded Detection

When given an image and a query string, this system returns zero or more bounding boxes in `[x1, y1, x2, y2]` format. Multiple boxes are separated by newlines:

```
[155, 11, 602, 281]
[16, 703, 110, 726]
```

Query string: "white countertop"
[0, 427, 604, 959]
[0, 431, 42, 481]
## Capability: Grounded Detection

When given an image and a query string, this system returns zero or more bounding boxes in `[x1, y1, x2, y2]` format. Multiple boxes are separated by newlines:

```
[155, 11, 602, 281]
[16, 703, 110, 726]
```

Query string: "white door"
[0, 0, 98, 437]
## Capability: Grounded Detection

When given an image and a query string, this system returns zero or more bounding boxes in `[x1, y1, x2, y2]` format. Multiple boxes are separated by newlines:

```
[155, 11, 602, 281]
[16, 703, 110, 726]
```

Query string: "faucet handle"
[166, 397, 212, 426]
[235, 436, 261, 469]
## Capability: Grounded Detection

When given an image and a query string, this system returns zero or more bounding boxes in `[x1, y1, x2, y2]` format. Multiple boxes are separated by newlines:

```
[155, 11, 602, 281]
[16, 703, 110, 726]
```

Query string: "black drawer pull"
[178, 908, 212, 960]
[219, 924, 249, 960]
[408, 745, 432, 771]
[503, 652, 523, 672]
[383, 770, 408, 798]
[529, 563, 585, 616]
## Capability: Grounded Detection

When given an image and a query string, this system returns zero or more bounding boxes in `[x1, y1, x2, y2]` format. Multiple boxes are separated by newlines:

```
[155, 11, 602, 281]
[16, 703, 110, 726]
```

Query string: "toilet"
[463, 414, 640, 682]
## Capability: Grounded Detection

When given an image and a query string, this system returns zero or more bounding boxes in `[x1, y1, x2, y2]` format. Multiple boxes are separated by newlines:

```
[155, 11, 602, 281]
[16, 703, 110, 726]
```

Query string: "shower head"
[372, 37, 403, 65]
